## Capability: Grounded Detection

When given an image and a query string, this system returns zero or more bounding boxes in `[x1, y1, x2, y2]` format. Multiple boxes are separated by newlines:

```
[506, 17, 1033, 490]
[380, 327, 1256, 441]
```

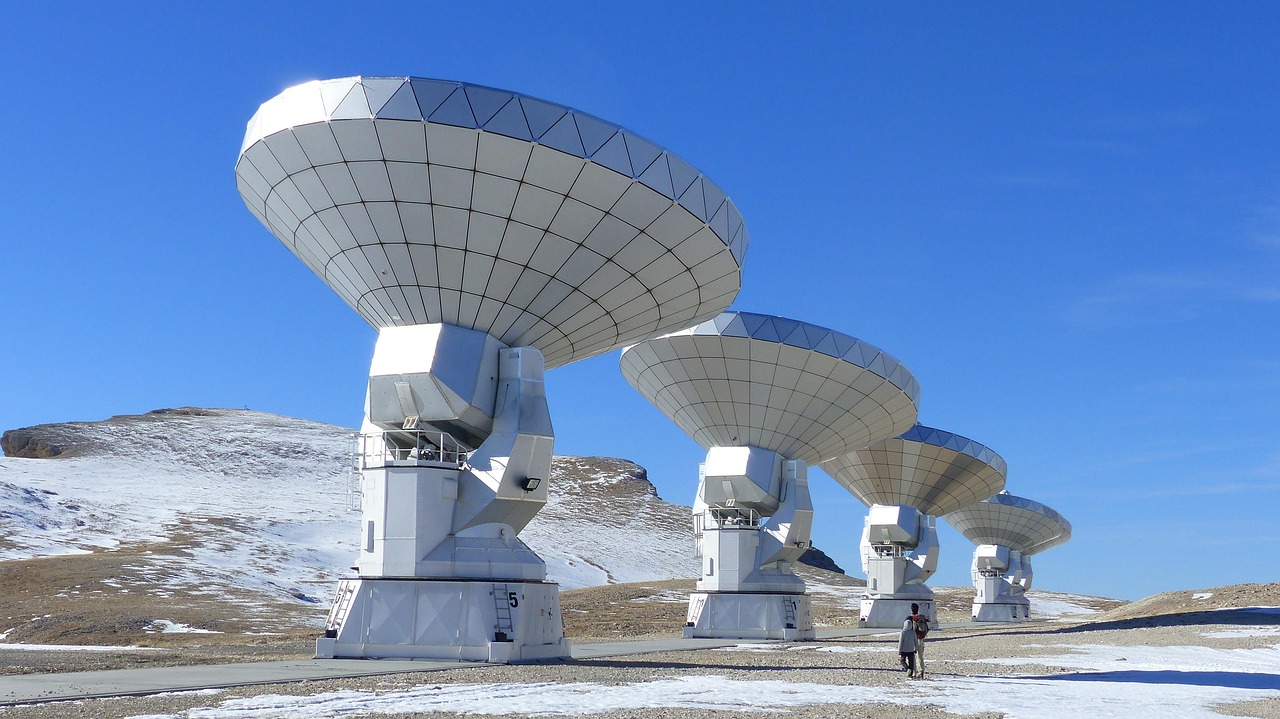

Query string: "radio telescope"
[620, 311, 920, 639]
[821, 424, 1006, 627]
[236, 76, 746, 661]
[945, 491, 1071, 621]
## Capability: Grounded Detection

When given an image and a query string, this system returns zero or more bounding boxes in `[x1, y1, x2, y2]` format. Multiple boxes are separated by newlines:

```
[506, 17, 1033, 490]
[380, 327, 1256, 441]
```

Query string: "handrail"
[356, 429, 468, 469]
[701, 506, 762, 528]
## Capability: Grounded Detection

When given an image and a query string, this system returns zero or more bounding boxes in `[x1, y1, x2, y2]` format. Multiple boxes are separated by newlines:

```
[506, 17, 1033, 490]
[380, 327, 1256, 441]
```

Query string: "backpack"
[913, 614, 931, 639]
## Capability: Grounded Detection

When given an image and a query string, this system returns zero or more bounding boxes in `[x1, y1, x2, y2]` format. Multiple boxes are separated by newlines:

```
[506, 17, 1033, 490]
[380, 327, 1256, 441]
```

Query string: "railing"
[692, 506, 764, 559]
[702, 506, 763, 529]
[871, 543, 906, 558]
[355, 429, 468, 470]
[346, 432, 362, 512]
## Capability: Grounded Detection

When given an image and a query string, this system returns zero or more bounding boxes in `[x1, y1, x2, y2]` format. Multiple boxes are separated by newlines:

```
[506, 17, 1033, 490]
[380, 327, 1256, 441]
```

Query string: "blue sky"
[2, 3, 1277, 601]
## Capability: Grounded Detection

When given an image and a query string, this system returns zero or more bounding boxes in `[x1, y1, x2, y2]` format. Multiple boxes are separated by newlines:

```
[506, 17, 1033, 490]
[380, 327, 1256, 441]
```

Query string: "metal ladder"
[686, 594, 707, 627]
[325, 581, 357, 635]
[493, 584, 514, 641]
[783, 597, 798, 629]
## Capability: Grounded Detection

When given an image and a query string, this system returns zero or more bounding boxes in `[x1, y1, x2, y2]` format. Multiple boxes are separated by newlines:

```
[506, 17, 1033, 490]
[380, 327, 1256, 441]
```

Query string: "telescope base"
[972, 600, 1030, 622]
[858, 596, 935, 628]
[315, 577, 570, 662]
[683, 591, 814, 640]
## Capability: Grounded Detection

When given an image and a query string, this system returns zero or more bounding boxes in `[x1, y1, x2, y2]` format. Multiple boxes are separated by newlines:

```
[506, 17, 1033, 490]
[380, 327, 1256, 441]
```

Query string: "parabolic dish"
[945, 491, 1071, 556]
[619, 311, 921, 466]
[821, 424, 1007, 516]
[236, 76, 747, 369]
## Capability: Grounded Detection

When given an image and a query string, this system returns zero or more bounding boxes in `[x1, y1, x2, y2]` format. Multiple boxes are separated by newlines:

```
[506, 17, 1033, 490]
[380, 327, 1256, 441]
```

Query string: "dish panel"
[945, 491, 1071, 555]
[620, 311, 920, 465]
[237, 76, 746, 368]
[821, 423, 1006, 516]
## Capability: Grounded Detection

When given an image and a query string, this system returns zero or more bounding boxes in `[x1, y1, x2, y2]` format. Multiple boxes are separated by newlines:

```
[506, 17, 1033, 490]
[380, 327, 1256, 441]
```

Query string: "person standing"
[897, 614, 919, 677]
[910, 602, 932, 678]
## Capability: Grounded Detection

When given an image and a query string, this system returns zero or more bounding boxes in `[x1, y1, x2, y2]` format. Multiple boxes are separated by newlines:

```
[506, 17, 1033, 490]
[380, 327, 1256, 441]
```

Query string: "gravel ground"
[0, 580, 1275, 718]
[2, 618, 1278, 719]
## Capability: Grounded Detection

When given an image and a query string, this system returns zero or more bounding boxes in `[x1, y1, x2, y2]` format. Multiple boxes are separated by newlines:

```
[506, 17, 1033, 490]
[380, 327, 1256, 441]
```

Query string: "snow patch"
[0, 643, 153, 652]
[146, 620, 221, 634]
[119, 642, 1280, 719]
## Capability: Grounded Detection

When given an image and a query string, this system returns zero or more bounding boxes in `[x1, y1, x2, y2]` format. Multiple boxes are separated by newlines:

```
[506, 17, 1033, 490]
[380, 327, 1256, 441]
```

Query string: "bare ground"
[0, 555, 1277, 718]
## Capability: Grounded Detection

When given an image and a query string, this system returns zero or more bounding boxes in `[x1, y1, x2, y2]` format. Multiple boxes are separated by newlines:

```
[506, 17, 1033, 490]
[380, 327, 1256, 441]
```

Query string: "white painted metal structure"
[237, 76, 745, 661]
[821, 424, 1006, 627]
[945, 491, 1071, 621]
[621, 311, 919, 639]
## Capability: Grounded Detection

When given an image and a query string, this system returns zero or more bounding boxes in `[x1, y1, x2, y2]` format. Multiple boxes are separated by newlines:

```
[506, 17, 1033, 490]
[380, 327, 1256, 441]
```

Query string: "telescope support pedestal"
[858, 505, 939, 628]
[970, 545, 1032, 622]
[858, 596, 935, 628]
[972, 598, 1030, 622]
[320, 335, 567, 662]
[316, 577, 569, 662]
[686, 447, 816, 639]
[684, 591, 814, 640]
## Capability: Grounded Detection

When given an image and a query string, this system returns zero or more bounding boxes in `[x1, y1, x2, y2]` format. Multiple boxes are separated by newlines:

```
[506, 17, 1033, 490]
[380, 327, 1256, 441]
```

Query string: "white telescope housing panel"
[236, 76, 746, 368]
[366, 324, 505, 447]
[945, 491, 1071, 556]
[620, 311, 921, 464]
[821, 424, 1007, 517]
[974, 543, 1012, 571]
[866, 504, 922, 545]
[702, 445, 783, 514]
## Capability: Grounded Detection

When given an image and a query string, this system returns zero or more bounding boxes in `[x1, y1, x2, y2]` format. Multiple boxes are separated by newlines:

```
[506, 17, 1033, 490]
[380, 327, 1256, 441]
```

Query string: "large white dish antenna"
[822, 424, 1007, 516]
[235, 76, 746, 368]
[619, 311, 921, 465]
[945, 491, 1071, 555]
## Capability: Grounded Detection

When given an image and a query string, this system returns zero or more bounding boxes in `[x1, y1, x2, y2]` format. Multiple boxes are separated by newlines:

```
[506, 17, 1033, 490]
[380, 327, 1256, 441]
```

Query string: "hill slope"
[0, 408, 701, 603]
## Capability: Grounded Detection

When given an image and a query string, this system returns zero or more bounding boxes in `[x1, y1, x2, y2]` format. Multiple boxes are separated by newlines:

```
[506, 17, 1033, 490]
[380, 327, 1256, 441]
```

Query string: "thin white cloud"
[1065, 267, 1280, 328]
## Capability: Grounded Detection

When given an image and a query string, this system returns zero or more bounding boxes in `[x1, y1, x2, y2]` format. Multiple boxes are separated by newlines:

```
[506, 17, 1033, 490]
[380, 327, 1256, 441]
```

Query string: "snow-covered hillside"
[0, 409, 696, 614]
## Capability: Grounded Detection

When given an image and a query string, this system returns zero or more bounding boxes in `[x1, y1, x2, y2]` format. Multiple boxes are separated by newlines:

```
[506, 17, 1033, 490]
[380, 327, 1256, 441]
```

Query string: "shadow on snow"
[1024, 670, 1280, 691]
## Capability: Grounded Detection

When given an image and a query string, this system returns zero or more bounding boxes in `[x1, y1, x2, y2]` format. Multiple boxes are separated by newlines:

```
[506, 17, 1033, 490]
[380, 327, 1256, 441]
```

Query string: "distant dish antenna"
[621, 311, 919, 639]
[945, 491, 1071, 621]
[237, 75, 746, 662]
[820, 424, 1007, 627]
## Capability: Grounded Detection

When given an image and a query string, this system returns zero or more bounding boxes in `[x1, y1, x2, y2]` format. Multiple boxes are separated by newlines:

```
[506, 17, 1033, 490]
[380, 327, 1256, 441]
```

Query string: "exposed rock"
[146, 407, 219, 417]
[0, 429, 63, 458]
[799, 546, 845, 574]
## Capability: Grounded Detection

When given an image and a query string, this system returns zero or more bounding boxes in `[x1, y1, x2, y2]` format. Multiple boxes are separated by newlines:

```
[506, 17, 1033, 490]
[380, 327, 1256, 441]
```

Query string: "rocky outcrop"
[799, 546, 845, 574]
[1, 430, 63, 458]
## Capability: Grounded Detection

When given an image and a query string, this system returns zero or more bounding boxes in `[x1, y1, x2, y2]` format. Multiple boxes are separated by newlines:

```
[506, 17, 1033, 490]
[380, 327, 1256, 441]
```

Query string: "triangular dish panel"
[944, 491, 1071, 555]
[821, 423, 1008, 516]
[237, 75, 748, 370]
[620, 311, 921, 465]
